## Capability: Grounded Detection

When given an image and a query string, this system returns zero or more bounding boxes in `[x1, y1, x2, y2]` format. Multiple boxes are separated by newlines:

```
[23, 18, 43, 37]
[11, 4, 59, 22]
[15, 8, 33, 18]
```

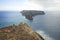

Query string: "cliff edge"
[0, 22, 44, 40]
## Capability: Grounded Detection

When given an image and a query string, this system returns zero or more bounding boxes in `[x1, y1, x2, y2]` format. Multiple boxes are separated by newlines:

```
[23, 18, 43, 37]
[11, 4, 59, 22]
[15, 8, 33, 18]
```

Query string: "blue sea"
[0, 11, 60, 40]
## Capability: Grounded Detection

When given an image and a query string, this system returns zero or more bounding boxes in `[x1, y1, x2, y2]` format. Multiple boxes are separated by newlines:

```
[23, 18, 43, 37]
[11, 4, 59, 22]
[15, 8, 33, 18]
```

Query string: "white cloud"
[1, 0, 60, 11]
[21, 1, 44, 10]
[0, 0, 44, 11]
[30, 0, 60, 11]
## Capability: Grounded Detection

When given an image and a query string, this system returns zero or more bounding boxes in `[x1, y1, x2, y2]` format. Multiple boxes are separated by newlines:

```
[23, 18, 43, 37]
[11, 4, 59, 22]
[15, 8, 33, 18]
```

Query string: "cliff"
[21, 10, 45, 16]
[20, 10, 45, 20]
[0, 22, 44, 40]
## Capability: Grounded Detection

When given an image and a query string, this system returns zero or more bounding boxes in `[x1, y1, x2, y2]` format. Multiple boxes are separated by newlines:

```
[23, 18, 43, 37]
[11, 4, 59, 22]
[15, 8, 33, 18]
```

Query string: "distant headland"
[20, 10, 45, 21]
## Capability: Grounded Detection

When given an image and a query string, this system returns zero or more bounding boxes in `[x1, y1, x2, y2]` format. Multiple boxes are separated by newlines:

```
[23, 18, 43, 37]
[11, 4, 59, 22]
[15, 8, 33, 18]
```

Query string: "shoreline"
[0, 22, 44, 40]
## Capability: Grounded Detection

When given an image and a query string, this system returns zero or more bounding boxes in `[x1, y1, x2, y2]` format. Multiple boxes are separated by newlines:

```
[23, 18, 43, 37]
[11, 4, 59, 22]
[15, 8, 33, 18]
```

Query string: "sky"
[30, 0, 60, 11]
[0, 0, 43, 11]
[0, 0, 60, 11]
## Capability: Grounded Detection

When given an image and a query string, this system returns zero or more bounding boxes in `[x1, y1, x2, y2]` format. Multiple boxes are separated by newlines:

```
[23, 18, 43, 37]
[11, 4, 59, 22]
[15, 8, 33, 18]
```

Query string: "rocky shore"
[0, 22, 44, 40]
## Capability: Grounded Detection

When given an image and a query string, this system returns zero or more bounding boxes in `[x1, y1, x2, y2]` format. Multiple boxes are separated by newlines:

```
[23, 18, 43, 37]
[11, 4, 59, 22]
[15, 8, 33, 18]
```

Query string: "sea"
[0, 11, 60, 40]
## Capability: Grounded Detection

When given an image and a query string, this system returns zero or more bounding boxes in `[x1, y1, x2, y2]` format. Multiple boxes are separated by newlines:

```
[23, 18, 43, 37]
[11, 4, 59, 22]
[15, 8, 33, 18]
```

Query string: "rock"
[20, 10, 45, 16]
[20, 10, 45, 21]
[0, 22, 44, 40]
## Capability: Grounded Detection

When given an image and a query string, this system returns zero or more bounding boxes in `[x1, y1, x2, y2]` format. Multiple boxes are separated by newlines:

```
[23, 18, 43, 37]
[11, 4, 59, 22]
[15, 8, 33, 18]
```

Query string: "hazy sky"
[0, 0, 60, 11]
[30, 0, 60, 11]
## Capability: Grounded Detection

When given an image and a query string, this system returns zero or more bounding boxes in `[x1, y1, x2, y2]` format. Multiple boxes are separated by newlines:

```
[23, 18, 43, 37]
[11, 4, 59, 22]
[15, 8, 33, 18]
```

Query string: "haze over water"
[0, 11, 60, 40]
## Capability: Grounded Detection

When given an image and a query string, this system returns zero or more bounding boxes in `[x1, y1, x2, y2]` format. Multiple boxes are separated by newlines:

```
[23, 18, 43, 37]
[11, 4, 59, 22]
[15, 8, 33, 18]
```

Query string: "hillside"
[0, 22, 44, 40]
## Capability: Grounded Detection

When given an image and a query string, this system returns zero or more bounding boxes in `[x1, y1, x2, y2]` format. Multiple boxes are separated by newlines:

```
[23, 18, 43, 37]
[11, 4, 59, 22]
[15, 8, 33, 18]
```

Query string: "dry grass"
[0, 22, 44, 40]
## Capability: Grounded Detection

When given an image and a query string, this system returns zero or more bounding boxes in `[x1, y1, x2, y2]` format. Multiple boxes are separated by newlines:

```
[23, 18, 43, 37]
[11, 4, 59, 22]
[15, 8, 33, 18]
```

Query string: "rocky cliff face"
[20, 10, 45, 21]
[0, 22, 44, 40]
[21, 10, 45, 16]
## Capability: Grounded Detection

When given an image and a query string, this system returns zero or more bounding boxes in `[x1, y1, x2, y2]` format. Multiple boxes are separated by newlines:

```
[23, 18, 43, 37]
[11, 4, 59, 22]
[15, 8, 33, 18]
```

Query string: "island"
[0, 22, 44, 40]
[20, 10, 45, 21]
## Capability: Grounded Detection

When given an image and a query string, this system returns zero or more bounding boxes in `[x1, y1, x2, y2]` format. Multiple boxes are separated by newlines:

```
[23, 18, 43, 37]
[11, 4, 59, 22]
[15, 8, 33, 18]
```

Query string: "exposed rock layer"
[0, 22, 44, 40]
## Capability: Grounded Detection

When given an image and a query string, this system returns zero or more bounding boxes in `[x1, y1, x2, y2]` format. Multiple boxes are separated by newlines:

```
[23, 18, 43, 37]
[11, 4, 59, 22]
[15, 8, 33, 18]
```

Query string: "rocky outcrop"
[20, 10, 45, 21]
[0, 22, 44, 40]
[21, 10, 45, 16]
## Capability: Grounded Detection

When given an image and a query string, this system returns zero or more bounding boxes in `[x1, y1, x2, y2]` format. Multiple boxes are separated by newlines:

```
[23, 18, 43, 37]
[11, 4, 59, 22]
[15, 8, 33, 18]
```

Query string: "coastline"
[0, 22, 44, 40]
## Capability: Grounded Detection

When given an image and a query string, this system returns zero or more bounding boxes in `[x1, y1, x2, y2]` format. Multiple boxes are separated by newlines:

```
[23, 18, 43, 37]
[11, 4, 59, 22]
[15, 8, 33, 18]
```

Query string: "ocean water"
[0, 11, 60, 40]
